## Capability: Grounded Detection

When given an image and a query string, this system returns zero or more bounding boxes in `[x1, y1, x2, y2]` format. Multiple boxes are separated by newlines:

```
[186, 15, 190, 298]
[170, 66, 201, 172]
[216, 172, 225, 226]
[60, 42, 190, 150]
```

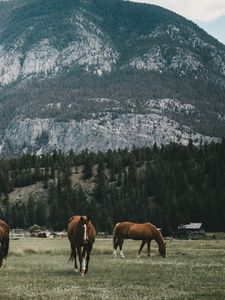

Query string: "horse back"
[114, 222, 136, 238]
[115, 222, 156, 240]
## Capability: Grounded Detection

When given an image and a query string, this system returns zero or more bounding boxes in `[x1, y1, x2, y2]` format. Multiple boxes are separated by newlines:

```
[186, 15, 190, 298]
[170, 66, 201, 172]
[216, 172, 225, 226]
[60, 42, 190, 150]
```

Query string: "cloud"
[130, 0, 225, 22]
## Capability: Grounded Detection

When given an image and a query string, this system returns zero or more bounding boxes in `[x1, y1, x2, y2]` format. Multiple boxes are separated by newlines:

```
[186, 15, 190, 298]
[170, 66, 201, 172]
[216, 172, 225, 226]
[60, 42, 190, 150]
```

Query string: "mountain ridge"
[0, 0, 225, 156]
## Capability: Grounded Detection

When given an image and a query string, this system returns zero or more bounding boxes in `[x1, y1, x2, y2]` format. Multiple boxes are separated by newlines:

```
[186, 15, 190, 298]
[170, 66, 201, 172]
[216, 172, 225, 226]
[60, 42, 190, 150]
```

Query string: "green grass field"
[0, 238, 225, 299]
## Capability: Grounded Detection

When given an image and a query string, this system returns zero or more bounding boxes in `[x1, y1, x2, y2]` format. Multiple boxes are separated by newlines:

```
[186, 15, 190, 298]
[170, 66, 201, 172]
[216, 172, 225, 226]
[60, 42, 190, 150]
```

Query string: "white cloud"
[130, 0, 225, 22]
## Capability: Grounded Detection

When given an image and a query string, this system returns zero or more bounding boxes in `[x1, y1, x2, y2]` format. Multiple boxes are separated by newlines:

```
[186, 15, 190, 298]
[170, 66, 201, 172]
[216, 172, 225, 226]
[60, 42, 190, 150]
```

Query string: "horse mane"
[151, 225, 165, 247]
[68, 216, 76, 224]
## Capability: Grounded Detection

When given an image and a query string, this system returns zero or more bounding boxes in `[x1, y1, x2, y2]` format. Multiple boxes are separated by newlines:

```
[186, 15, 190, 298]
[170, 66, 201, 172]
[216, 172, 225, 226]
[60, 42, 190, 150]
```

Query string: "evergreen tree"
[0, 141, 225, 232]
[35, 199, 47, 227]
[82, 156, 93, 179]
[27, 195, 36, 226]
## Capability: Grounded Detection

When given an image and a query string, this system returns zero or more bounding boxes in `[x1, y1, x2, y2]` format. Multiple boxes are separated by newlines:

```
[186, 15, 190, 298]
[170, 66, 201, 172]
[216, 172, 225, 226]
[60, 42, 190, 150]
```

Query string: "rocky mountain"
[0, 0, 225, 156]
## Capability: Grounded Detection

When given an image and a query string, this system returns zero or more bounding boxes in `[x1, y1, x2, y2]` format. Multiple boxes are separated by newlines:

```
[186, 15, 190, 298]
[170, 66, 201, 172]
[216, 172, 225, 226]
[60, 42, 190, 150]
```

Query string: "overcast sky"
[130, 0, 225, 44]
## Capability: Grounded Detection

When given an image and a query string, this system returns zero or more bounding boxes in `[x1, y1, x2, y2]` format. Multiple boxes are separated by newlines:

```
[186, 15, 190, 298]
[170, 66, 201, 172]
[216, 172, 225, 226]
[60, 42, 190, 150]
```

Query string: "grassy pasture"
[0, 238, 225, 299]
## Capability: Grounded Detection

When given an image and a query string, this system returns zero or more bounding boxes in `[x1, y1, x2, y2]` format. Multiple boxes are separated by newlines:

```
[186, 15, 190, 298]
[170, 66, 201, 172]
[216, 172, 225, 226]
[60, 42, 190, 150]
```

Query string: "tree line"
[0, 140, 225, 234]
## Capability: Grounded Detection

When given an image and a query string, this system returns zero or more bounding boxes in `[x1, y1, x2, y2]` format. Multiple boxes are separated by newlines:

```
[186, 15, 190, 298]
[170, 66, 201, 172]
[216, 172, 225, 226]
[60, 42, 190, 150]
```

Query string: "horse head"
[79, 216, 90, 244]
[159, 242, 167, 258]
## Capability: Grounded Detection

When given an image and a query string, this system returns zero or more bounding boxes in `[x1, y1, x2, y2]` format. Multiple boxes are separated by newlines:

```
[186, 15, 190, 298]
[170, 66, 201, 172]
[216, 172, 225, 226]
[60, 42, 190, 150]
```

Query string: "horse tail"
[3, 235, 9, 258]
[69, 252, 73, 262]
[113, 223, 119, 249]
[68, 242, 75, 262]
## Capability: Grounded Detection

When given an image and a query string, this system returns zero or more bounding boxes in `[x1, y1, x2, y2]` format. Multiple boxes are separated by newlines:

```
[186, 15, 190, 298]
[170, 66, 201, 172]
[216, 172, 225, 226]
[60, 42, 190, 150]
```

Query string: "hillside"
[0, 0, 225, 156]
[0, 141, 225, 232]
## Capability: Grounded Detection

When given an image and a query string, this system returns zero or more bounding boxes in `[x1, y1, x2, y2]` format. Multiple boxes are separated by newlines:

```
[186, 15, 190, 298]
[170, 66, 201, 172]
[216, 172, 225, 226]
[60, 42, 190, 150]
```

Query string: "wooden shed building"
[177, 223, 206, 239]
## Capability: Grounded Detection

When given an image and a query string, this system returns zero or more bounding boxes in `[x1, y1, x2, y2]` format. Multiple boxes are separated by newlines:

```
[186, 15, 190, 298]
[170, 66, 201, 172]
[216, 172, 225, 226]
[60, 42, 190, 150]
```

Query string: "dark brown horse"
[113, 222, 166, 258]
[68, 215, 96, 275]
[0, 219, 9, 268]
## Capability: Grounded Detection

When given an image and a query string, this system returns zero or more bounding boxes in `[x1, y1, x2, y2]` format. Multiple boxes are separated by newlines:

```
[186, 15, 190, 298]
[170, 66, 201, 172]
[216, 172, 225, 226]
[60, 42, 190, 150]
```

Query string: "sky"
[129, 0, 225, 45]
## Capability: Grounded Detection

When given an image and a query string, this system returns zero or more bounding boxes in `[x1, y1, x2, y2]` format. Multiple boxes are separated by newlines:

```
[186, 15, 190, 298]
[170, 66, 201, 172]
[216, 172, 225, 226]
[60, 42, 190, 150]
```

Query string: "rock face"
[1, 21, 225, 87]
[0, 0, 225, 156]
[0, 99, 218, 156]
[0, 10, 119, 86]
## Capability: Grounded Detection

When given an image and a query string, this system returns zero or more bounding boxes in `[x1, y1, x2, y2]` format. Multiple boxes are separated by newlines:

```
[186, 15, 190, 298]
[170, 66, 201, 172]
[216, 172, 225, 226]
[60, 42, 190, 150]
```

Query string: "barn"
[177, 223, 206, 239]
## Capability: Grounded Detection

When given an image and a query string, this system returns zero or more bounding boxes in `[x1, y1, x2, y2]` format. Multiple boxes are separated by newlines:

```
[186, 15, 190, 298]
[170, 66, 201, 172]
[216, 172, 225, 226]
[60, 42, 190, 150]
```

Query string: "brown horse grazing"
[113, 222, 166, 258]
[68, 215, 96, 275]
[0, 219, 9, 268]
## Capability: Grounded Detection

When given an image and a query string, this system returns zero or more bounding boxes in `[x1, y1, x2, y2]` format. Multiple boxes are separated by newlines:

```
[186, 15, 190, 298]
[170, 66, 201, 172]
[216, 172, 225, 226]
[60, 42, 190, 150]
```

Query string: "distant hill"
[0, 0, 225, 156]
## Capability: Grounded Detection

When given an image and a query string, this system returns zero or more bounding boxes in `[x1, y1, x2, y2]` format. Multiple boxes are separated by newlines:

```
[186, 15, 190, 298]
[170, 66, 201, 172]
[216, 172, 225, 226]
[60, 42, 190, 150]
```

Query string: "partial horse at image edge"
[67, 215, 96, 275]
[0, 219, 9, 268]
[113, 221, 166, 258]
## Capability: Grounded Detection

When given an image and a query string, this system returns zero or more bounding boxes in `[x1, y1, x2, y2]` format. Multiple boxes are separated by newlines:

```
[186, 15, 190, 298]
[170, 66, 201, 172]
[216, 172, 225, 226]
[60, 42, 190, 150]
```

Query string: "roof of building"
[178, 223, 203, 230]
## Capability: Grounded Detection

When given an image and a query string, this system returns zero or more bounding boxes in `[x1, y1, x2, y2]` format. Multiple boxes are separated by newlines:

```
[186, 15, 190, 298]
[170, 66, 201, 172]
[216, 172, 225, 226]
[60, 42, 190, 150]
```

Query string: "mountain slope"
[1, 0, 225, 85]
[0, 0, 225, 156]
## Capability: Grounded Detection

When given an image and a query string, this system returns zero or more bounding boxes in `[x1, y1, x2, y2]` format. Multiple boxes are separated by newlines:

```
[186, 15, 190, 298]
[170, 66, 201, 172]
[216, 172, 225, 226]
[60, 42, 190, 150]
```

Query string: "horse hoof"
[137, 254, 140, 258]
[74, 268, 78, 273]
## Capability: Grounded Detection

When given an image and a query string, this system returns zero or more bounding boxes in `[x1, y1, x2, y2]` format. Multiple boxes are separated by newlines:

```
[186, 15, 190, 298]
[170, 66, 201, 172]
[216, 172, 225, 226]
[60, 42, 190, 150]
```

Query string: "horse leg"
[77, 246, 85, 275]
[113, 238, 120, 257]
[147, 240, 152, 257]
[119, 239, 125, 258]
[70, 242, 78, 272]
[85, 243, 93, 274]
[81, 245, 88, 275]
[137, 240, 146, 257]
